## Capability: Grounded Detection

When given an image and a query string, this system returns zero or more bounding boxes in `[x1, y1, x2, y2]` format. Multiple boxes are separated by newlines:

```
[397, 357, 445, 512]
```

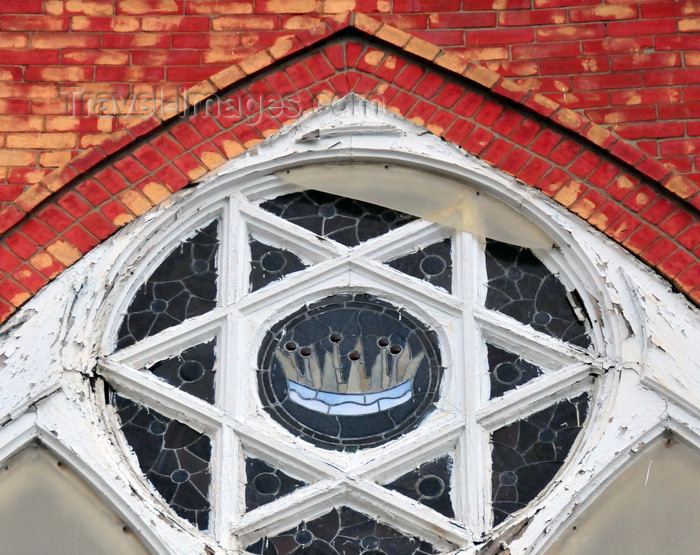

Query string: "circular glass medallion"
[258, 294, 443, 450]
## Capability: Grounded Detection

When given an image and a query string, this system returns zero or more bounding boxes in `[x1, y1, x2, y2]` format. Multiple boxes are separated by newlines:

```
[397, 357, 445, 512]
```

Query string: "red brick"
[6, 232, 37, 259]
[453, 91, 485, 118]
[623, 224, 660, 254]
[0, 278, 29, 306]
[474, 101, 504, 126]
[12, 265, 47, 293]
[63, 225, 100, 253]
[608, 18, 677, 37]
[95, 167, 127, 194]
[395, 64, 425, 90]
[170, 122, 204, 149]
[498, 9, 566, 26]
[305, 53, 335, 81]
[645, 68, 700, 87]
[443, 119, 475, 145]
[588, 161, 619, 189]
[569, 151, 601, 178]
[462, 127, 494, 156]
[642, 198, 676, 225]
[285, 62, 316, 88]
[607, 174, 641, 201]
[0, 247, 21, 273]
[660, 210, 694, 236]
[517, 157, 551, 185]
[133, 50, 202, 66]
[678, 223, 700, 250]
[492, 109, 524, 137]
[466, 28, 533, 46]
[155, 165, 189, 192]
[394, 0, 460, 11]
[481, 139, 512, 166]
[1, 15, 69, 31]
[550, 140, 584, 167]
[641, 236, 676, 264]
[608, 212, 641, 242]
[499, 148, 531, 176]
[96, 66, 165, 83]
[37, 205, 73, 232]
[623, 186, 655, 213]
[81, 212, 117, 240]
[658, 249, 694, 278]
[133, 144, 167, 172]
[102, 33, 170, 49]
[76, 179, 110, 206]
[19, 220, 54, 246]
[151, 134, 185, 159]
[406, 100, 437, 125]
[512, 42, 581, 60]
[414, 74, 445, 98]
[530, 129, 563, 157]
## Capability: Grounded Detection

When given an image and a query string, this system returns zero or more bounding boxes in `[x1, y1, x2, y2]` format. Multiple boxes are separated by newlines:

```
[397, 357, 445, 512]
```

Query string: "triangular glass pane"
[112, 393, 212, 530]
[487, 343, 543, 399]
[384, 455, 455, 518]
[386, 239, 452, 292]
[484, 240, 590, 348]
[491, 393, 589, 526]
[146, 339, 217, 404]
[246, 506, 441, 554]
[245, 457, 307, 511]
[249, 237, 307, 291]
[260, 190, 416, 247]
[117, 220, 219, 349]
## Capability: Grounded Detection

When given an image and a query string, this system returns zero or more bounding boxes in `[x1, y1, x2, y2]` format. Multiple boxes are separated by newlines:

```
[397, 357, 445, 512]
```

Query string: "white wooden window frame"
[0, 98, 698, 555]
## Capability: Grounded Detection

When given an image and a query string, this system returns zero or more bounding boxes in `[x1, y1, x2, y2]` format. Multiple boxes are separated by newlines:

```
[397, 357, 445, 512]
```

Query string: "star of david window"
[99, 175, 601, 553]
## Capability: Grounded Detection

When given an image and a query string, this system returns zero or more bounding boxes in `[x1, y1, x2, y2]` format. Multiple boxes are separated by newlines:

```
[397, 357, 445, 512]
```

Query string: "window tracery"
[99, 178, 600, 552]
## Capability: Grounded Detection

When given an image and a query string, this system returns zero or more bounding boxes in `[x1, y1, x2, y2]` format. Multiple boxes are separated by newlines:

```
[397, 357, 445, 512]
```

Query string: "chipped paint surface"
[0, 101, 698, 553]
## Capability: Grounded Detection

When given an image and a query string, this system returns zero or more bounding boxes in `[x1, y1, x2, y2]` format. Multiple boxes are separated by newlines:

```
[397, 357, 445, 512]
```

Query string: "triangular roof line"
[0, 12, 697, 323]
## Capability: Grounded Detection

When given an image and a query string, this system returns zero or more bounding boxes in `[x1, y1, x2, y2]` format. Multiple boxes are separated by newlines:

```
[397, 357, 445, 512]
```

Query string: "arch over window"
[1, 107, 697, 555]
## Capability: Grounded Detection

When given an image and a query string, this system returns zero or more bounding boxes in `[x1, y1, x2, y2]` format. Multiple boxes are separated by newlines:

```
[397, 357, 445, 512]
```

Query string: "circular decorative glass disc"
[258, 294, 443, 449]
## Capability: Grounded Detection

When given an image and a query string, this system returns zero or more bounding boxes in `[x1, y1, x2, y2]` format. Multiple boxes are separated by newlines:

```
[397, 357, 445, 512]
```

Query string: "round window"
[257, 294, 442, 449]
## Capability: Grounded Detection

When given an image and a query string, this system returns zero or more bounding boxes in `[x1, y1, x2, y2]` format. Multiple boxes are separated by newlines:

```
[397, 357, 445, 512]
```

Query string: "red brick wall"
[0, 2, 698, 321]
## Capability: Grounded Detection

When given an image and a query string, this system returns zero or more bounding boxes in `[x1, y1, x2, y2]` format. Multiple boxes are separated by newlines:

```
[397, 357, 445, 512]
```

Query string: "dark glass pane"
[245, 458, 307, 511]
[112, 393, 212, 530]
[146, 339, 217, 404]
[117, 221, 219, 349]
[260, 190, 416, 247]
[385, 456, 454, 518]
[484, 240, 590, 348]
[246, 506, 440, 554]
[258, 294, 443, 451]
[491, 393, 589, 526]
[386, 239, 452, 292]
[249, 237, 307, 292]
[487, 343, 543, 399]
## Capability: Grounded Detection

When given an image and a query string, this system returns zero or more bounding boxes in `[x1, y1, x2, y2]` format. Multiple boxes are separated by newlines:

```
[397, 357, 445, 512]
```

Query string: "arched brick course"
[0, 13, 697, 323]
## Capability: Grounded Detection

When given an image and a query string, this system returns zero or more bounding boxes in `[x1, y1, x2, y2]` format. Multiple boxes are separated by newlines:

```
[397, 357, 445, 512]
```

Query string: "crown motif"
[275, 334, 425, 394]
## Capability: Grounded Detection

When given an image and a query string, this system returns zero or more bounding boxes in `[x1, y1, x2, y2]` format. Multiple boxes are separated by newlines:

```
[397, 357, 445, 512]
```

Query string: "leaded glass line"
[386, 239, 452, 292]
[384, 455, 455, 518]
[484, 240, 590, 348]
[245, 457, 307, 512]
[249, 237, 307, 292]
[117, 220, 219, 349]
[487, 343, 544, 399]
[146, 339, 217, 404]
[260, 190, 416, 247]
[491, 393, 590, 525]
[112, 393, 212, 530]
[246, 506, 441, 554]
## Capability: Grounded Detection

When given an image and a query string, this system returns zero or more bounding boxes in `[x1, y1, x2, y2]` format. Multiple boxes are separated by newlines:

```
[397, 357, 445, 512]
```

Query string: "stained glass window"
[245, 458, 307, 511]
[112, 393, 212, 529]
[246, 506, 440, 555]
[249, 237, 307, 292]
[491, 394, 590, 525]
[102, 178, 600, 548]
[257, 293, 443, 450]
[485, 240, 590, 348]
[147, 339, 217, 403]
[117, 221, 219, 350]
[260, 190, 416, 247]
[386, 239, 452, 292]
[487, 343, 543, 399]
[385, 456, 455, 518]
